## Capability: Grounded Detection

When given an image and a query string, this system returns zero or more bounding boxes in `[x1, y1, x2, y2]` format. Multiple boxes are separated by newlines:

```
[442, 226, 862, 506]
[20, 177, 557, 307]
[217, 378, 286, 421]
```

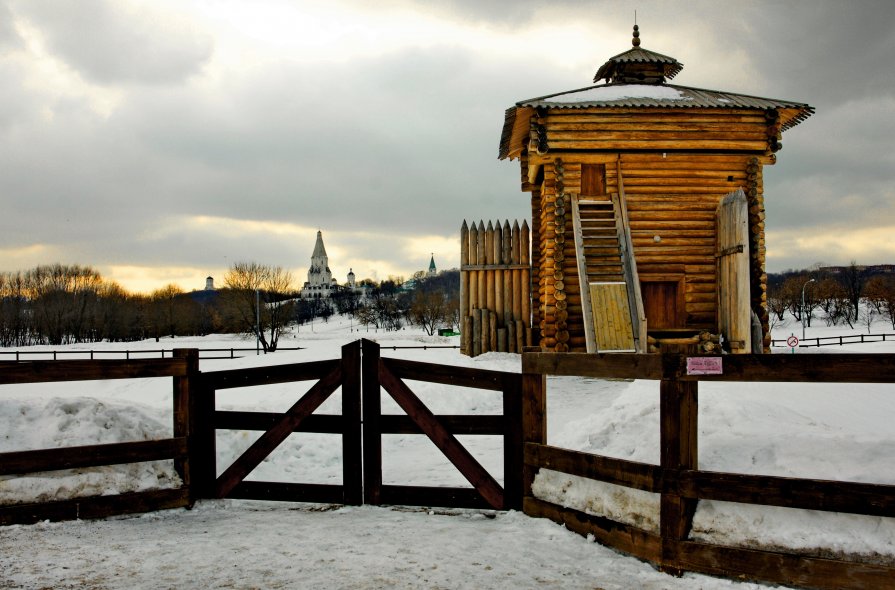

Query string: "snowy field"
[1, 314, 894, 589]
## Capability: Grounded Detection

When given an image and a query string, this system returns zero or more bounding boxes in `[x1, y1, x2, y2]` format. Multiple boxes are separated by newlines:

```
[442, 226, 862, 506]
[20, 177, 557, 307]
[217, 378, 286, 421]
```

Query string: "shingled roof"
[498, 25, 814, 160]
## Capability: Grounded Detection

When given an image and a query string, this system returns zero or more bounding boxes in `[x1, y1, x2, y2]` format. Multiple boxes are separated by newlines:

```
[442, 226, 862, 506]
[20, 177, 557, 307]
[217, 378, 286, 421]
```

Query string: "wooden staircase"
[572, 194, 645, 353]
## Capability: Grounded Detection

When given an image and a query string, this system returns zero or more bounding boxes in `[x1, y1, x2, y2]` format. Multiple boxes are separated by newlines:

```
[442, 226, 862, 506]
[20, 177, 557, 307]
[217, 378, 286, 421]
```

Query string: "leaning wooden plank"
[0, 358, 187, 385]
[0, 438, 187, 476]
[0, 488, 190, 526]
[524, 443, 662, 493]
[379, 364, 505, 509]
[523, 496, 662, 563]
[590, 282, 635, 352]
[677, 540, 895, 590]
[679, 470, 895, 517]
[214, 365, 342, 498]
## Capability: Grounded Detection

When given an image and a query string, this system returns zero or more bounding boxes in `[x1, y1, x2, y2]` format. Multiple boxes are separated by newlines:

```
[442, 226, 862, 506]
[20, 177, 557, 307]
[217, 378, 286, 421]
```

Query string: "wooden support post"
[659, 345, 699, 575]
[460, 220, 469, 346]
[489, 311, 498, 353]
[503, 373, 524, 510]
[362, 339, 382, 505]
[521, 348, 546, 502]
[173, 348, 199, 501]
[341, 340, 362, 505]
[507, 321, 517, 354]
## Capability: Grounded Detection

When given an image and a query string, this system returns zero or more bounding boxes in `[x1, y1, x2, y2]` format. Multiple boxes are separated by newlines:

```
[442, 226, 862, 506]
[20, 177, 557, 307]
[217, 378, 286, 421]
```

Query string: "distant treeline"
[0, 263, 460, 349]
[768, 262, 895, 330]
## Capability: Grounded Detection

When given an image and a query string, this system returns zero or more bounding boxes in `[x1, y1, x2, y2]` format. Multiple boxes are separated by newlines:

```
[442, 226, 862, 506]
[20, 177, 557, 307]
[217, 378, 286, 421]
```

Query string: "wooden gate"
[198, 339, 522, 510]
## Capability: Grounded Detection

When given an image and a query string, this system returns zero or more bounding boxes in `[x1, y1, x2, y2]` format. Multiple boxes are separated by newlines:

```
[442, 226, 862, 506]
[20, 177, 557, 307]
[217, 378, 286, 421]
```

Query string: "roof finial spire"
[632, 21, 640, 48]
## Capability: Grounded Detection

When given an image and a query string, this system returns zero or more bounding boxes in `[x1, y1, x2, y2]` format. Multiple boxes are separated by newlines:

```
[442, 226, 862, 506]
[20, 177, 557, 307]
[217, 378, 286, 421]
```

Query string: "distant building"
[428, 254, 437, 277]
[300, 231, 338, 299]
[205, 276, 215, 291]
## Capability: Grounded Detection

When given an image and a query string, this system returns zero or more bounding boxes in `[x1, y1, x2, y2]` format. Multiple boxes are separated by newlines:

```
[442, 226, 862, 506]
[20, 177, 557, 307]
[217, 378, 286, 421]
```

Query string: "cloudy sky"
[2, 0, 894, 293]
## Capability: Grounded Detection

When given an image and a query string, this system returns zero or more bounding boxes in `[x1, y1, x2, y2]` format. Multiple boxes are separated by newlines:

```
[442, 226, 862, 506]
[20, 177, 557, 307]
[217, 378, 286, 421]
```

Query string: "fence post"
[520, 347, 546, 507]
[341, 340, 363, 505]
[173, 348, 200, 504]
[502, 373, 524, 510]
[362, 339, 382, 505]
[659, 345, 699, 575]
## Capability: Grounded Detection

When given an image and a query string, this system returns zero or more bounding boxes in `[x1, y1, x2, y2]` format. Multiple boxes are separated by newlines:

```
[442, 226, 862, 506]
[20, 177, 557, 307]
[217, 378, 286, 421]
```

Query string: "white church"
[299, 230, 362, 299]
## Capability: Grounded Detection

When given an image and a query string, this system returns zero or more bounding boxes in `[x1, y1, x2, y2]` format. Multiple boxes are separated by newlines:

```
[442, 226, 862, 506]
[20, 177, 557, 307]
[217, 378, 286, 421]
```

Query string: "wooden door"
[641, 281, 682, 329]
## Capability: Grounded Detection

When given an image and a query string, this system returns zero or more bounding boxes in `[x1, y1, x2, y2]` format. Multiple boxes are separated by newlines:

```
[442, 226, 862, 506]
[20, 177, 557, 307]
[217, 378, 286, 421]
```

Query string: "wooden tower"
[498, 25, 813, 353]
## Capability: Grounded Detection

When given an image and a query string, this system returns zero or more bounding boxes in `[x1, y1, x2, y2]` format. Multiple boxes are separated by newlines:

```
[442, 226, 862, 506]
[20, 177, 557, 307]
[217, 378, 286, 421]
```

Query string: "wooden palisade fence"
[520, 346, 895, 590]
[460, 219, 533, 356]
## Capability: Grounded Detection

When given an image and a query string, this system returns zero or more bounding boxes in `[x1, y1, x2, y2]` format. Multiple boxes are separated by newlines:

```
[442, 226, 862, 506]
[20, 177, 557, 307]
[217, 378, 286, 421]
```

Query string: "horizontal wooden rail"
[771, 333, 894, 348]
[524, 351, 895, 383]
[0, 347, 305, 361]
[525, 443, 662, 493]
[0, 489, 191, 526]
[382, 357, 513, 391]
[380, 414, 507, 436]
[214, 411, 345, 433]
[0, 438, 187, 476]
[678, 470, 895, 517]
[200, 359, 340, 390]
[227, 482, 346, 505]
[379, 484, 495, 510]
[0, 358, 188, 385]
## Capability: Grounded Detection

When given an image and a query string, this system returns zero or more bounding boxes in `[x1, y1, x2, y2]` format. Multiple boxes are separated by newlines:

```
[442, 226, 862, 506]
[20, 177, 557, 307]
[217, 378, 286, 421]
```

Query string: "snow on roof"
[541, 84, 690, 104]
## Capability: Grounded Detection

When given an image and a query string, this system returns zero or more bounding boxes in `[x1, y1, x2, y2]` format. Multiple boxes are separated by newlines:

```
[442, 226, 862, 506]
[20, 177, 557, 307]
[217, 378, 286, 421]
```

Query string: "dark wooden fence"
[520, 347, 895, 590]
[0, 339, 519, 526]
[5, 342, 895, 589]
[0, 350, 199, 525]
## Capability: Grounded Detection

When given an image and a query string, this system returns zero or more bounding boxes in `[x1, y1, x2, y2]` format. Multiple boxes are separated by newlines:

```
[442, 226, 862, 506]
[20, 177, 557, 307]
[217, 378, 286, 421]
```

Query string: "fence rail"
[771, 332, 895, 348]
[520, 346, 895, 590]
[0, 351, 198, 525]
[0, 344, 460, 361]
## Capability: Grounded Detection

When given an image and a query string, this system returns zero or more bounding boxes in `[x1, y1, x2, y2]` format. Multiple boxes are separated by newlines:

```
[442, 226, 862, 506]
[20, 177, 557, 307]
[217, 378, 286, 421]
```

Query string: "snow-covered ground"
[1, 314, 894, 589]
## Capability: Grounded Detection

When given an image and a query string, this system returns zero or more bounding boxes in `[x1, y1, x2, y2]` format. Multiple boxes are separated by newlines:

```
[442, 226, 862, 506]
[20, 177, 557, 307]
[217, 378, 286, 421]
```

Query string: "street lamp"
[801, 278, 815, 341]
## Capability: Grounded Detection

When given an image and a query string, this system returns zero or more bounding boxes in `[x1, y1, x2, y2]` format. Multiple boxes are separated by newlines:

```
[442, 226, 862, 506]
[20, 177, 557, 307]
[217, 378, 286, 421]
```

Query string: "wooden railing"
[0, 350, 200, 525]
[520, 347, 895, 590]
[771, 332, 895, 348]
[0, 347, 304, 361]
[1, 340, 519, 525]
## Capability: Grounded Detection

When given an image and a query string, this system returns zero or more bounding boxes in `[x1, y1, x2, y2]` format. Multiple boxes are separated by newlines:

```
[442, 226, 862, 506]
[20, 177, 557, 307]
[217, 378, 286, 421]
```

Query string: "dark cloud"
[15, 0, 213, 85]
[1, 0, 893, 287]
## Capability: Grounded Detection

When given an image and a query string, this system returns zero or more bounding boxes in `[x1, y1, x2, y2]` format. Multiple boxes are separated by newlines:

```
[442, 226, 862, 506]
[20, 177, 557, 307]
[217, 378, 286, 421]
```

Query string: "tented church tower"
[499, 25, 812, 353]
[301, 230, 337, 299]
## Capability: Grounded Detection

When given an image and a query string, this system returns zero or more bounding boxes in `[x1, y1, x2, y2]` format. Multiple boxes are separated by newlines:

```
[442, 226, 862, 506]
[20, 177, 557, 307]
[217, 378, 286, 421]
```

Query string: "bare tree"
[222, 262, 295, 351]
[864, 275, 895, 330]
[841, 260, 866, 321]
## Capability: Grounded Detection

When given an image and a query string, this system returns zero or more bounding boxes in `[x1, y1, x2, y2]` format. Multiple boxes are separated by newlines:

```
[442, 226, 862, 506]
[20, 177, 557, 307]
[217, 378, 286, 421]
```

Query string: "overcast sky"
[2, 0, 894, 293]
